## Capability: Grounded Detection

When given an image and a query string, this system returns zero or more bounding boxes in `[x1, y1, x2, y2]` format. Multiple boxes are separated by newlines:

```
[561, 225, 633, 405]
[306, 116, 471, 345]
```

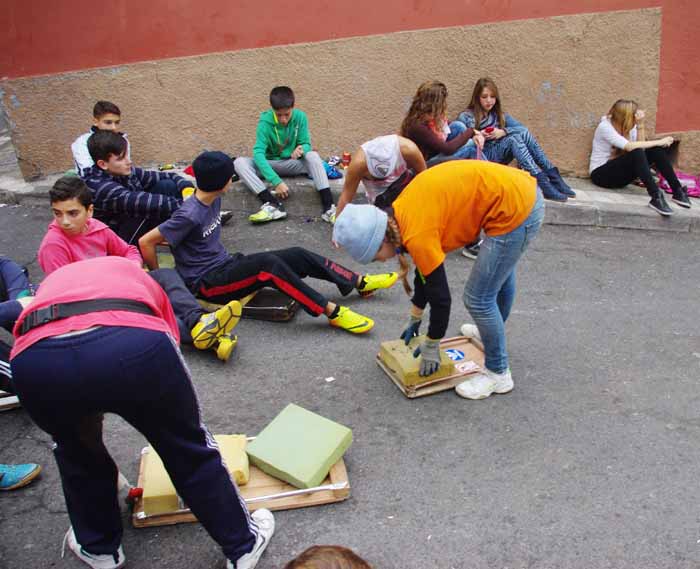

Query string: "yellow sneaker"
[329, 306, 374, 334]
[191, 300, 242, 350]
[357, 272, 398, 297]
[216, 334, 238, 362]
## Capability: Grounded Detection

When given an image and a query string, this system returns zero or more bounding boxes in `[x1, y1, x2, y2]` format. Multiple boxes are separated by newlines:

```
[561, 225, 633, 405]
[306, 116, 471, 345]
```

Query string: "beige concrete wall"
[5, 7, 695, 181]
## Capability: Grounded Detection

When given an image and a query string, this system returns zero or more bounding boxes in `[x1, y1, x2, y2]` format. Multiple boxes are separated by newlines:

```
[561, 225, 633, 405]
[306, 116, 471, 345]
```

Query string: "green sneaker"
[249, 202, 287, 224]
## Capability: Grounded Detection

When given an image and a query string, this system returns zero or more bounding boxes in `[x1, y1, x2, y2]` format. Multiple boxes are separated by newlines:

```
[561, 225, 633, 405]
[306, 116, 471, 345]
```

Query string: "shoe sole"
[461, 250, 478, 259]
[648, 203, 673, 216]
[249, 214, 287, 224]
[0, 465, 41, 490]
[216, 335, 238, 362]
[192, 302, 242, 350]
[671, 197, 691, 208]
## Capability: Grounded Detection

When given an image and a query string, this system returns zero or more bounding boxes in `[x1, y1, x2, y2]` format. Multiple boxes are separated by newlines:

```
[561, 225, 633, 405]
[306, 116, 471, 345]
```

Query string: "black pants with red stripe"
[198, 247, 360, 316]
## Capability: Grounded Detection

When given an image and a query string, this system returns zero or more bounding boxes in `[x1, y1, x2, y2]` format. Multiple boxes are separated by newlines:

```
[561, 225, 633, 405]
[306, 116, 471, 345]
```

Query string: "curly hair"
[400, 80, 448, 138]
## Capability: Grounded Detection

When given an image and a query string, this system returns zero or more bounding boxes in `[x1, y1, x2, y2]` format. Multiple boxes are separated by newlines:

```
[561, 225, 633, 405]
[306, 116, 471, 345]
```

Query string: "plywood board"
[376, 336, 485, 398]
[132, 451, 350, 528]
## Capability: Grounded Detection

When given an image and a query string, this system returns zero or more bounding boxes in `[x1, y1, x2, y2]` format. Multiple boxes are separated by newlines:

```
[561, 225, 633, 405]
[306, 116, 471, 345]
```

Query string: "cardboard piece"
[247, 404, 352, 489]
[141, 435, 249, 516]
[132, 453, 350, 528]
[377, 335, 485, 398]
[379, 335, 456, 386]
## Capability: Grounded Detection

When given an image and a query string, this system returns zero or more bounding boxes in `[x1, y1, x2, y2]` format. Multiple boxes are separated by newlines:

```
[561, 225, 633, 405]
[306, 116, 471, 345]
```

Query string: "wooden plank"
[131, 453, 350, 528]
[376, 336, 485, 399]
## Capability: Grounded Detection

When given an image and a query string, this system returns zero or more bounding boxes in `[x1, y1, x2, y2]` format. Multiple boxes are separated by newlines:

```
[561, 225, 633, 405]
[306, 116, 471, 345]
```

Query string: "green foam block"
[246, 404, 352, 489]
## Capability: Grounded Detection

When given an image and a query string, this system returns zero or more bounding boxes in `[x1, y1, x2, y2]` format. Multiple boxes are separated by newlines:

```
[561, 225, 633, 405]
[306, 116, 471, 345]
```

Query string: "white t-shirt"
[589, 116, 637, 173]
[360, 135, 407, 204]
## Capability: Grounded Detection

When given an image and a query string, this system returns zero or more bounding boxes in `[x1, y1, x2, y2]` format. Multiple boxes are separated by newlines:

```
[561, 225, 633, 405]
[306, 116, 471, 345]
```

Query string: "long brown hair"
[608, 99, 639, 138]
[467, 77, 506, 129]
[385, 211, 412, 296]
[400, 80, 448, 137]
[284, 545, 372, 569]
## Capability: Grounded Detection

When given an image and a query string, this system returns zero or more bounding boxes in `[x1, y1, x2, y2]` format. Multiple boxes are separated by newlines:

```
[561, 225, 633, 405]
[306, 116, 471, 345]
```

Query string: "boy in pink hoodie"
[37, 176, 241, 361]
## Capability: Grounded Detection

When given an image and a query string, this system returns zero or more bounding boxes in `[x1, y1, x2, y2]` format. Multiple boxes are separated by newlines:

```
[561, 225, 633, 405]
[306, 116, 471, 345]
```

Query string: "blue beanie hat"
[333, 204, 388, 264]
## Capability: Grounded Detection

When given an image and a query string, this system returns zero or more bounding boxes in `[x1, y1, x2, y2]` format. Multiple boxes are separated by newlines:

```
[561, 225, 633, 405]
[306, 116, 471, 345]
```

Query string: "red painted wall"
[2, 0, 698, 131]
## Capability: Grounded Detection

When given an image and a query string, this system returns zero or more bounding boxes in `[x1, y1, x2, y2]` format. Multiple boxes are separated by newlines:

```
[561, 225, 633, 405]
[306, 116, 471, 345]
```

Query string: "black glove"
[399, 314, 422, 345]
[413, 338, 441, 377]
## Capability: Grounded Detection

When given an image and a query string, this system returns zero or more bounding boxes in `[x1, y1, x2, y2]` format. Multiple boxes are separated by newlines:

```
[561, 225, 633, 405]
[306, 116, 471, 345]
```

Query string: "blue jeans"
[483, 128, 553, 175]
[427, 121, 477, 166]
[463, 190, 545, 373]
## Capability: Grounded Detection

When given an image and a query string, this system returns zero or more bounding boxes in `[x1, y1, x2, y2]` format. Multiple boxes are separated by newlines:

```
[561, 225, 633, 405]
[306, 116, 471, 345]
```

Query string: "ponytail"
[385, 215, 412, 295]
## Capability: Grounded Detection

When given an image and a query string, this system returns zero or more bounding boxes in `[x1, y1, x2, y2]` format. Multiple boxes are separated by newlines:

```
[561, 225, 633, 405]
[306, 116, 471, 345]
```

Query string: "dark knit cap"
[192, 151, 235, 192]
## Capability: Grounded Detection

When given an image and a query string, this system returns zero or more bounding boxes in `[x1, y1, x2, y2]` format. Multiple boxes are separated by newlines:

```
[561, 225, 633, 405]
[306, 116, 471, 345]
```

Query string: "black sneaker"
[649, 194, 673, 216]
[461, 240, 482, 259]
[671, 187, 691, 208]
[221, 210, 234, 226]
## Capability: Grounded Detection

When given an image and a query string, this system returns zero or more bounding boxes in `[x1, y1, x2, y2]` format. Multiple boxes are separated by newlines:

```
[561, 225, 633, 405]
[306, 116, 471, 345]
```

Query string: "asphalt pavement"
[1, 202, 700, 569]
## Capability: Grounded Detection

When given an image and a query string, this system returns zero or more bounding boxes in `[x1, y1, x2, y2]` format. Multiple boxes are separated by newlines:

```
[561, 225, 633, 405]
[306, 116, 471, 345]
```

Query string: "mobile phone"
[484, 127, 495, 133]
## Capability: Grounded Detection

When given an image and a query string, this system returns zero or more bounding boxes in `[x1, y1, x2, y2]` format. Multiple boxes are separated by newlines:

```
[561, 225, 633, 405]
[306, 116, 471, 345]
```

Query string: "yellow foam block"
[142, 434, 249, 516]
[379, 335, 456, 387]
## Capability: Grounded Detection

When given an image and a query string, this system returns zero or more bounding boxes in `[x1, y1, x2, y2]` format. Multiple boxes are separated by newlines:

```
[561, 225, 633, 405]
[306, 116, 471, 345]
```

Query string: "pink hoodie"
[11, 256, 179, 357]
[38, 218, 142, 275]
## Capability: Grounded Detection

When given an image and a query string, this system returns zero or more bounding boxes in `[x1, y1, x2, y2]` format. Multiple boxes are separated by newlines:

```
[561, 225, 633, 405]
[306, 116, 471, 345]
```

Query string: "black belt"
[19, 298, 155, 336]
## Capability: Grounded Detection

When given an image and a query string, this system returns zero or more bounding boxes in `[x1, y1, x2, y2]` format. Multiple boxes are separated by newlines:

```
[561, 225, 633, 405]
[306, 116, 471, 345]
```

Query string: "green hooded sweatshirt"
[252, 108, 313, 187]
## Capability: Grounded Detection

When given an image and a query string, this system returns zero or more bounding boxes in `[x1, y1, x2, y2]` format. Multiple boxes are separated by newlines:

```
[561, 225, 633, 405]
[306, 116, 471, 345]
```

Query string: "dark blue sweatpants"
[11, 326, 256, 563]
[0, 256, 30, 332]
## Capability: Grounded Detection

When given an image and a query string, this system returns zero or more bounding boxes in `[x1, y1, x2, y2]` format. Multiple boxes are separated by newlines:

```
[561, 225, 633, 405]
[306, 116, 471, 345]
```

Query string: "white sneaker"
[62, 527, 125, 569]
[228, 509, 275, 569]
[321, 204, 336, 224]
[455, 368, 513, 400]
[459, 323, 481, 342]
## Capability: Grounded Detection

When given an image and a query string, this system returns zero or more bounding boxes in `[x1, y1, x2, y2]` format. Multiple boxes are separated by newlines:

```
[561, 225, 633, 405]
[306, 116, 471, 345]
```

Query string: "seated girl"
[457, 77, 575, 201]
[401, 81, 483, 167]
[589, 99, 689, 216]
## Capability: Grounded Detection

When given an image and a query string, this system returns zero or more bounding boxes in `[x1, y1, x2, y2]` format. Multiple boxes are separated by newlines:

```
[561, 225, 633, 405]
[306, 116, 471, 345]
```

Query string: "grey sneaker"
[459, 323, 481, 342]
[249, 203, 287, 224]
[228, 509, 275, 569]
[62, 528, 125, 569]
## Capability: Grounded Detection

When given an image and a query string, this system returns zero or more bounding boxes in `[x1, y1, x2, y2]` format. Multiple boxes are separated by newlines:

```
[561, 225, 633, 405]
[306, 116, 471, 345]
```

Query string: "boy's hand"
[275, 182, 290, 199]
[291, 145, 304, 160]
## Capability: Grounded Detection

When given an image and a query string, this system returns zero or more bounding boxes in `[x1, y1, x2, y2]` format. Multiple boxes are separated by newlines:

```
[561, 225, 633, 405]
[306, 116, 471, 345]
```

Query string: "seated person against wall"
[140, 151, 399, 336]
[457, 77, 575, 202]
[72, 100, 130, 177]
[38, 176, 242, 360]
[82, 131, 232, 244]
[589, 99, 689, 216]
[400, 80, 483, 167]
[335, 134, 426, 216]
[234, 86, 336, 224]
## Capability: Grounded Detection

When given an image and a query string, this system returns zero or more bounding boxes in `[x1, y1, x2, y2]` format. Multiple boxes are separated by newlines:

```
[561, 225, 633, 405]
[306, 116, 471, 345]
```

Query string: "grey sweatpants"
[234, 151, 329, 195]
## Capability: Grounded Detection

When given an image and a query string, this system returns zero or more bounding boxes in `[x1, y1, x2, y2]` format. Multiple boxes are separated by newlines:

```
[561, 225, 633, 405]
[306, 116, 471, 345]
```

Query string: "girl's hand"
[485, 128, 506, 140]
[473, 132, 485, 149]
[659, 136, 674, 148]
[634, 109, 646, 123]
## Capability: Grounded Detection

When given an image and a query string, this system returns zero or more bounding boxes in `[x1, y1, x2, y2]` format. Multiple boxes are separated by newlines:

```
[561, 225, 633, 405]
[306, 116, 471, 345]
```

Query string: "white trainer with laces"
[455, 368, 514, 400]
[321, 204, 337, 224]
[62, 527, 125, 569]
[459, 323, 482, 342]
[228, 508, 275, 569]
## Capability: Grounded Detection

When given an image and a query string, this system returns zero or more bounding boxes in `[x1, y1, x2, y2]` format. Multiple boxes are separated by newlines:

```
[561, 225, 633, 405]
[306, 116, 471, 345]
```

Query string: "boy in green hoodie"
[234, 86, 335, 224]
